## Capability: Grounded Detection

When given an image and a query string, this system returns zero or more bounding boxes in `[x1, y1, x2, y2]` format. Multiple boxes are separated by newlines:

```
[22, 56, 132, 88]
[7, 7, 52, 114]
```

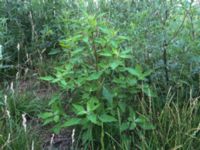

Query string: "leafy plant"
[1, 0, 200, 149]
[40, 12, 154, 149]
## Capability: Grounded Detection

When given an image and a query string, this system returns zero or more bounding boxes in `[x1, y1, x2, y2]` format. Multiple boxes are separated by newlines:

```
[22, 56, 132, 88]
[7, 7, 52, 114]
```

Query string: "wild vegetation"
[0, 0, 200, 150]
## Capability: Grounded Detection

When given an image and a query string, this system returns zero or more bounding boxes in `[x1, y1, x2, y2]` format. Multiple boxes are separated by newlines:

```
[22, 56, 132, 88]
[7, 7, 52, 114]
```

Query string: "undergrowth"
[0, 0, 200, 149]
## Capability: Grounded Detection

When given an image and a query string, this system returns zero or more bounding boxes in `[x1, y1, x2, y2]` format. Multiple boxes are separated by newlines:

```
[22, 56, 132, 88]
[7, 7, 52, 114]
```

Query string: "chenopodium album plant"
[40, 13, 155, 148]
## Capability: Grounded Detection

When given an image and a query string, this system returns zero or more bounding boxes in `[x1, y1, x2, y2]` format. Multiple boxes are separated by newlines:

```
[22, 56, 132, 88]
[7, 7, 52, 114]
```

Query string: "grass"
[0, 79, 200, 149]
[135, 87, 200, 150]
[0, 81, 49, 150]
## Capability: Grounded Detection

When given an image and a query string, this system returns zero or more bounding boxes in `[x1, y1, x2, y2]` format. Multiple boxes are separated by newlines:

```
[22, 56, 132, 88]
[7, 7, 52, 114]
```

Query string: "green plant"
[1, 0, 200, 149]
[0, 0, 79, 79]
[0, 90, 43, 150]
[38, 94, 65, 126]
[40, 12, 154, 149]
[134, 89, 200, 150]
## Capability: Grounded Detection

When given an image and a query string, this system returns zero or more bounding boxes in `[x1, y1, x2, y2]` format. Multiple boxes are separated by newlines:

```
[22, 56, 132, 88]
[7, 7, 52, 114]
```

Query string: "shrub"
[40, 12, 154, 149]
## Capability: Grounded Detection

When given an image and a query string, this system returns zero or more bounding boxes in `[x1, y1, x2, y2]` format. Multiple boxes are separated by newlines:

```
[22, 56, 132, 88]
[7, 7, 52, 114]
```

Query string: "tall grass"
[0, 87, 47, 149]
[0, 82, 199, 149]
[135, 87, 200, 150]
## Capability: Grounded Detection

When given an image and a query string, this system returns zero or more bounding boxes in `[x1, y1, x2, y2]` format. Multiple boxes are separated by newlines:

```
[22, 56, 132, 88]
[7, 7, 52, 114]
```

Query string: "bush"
[40, 12, 155, 149]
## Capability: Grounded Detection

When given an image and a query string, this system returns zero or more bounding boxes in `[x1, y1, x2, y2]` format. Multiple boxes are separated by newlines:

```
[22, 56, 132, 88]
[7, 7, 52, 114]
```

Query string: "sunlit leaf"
[62, 118, 81, 127]
[73, 104, 86, 115]
[99, 114, 117, 123]
[87, 113, 99, 124]
[87, 72, 102, 81]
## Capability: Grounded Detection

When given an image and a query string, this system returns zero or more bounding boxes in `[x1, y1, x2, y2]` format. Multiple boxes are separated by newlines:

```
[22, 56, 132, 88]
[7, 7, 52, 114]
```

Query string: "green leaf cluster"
[40, 12, 154, 149]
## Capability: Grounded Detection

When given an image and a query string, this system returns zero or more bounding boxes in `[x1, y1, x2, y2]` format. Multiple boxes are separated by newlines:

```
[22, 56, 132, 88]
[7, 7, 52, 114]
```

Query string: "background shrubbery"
[0, 0, 200, 149]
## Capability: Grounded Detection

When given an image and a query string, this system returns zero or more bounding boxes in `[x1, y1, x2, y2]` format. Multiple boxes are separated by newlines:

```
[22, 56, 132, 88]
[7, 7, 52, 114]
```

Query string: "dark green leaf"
[118, 101, 126, 113]
[48, 49, 61, 55]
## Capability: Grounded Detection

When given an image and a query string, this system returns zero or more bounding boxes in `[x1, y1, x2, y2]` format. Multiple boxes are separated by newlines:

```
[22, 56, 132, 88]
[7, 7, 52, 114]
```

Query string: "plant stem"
[101, 123, 105, 150]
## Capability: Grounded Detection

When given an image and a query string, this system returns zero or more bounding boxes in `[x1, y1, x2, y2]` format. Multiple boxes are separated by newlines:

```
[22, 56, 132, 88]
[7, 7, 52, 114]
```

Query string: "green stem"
[101, 123, 105, 150]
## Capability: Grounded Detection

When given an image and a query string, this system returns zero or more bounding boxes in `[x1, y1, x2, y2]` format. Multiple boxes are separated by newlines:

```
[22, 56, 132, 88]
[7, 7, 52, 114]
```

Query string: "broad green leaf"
[62, 118, 81, 127]
[43, 118, 54, 126]
[54, 115, 60, 123]
[129, 122, 137, 130]
[111, 40, 118, 49]
[109, 60, 122, 70]
[60, 80, 67, 88]
[135, 64, 143, 73]
[102, 86, 113, 105]
[71, 48, 84, 56]
[99, 49, 113, 57]
[48, 95, 60, 106]
[83, 37, 89, 44]
[87, 98, 100, 112]
[120, 122, 129, 132]
[73, 104, 86, 115]
[127, 78, 137, 86]
[95, 38, 106, 47]
[85, 83, 98, 92]
[99, 114, 117, 123]
[99, 27, 110, 34]
[48, 49, 61, 55]
[126, 68, 141, 78]
[52, 125, 61, 134]
[87, 113, 98, 124]
[126, 65, 146, 80]
[87, 72, 102, 81]
[143, 70, 152, 77]
[52, 78, 60, 83]
[135, 116, 147, 124]
[119, 54, 132, 59]
[72, 34, 83, 41]
[118, 101, 126, 113]
[128, 108, 136, 121]
[38, 112, 53, 119]
[119, 49, 132, 59]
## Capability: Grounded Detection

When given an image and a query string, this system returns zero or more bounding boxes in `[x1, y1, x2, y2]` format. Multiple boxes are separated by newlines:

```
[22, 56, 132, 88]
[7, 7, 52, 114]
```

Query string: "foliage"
[0, 0, 200, 149]
[40, 12, 155, 149]
[0, 0, 78, 78]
